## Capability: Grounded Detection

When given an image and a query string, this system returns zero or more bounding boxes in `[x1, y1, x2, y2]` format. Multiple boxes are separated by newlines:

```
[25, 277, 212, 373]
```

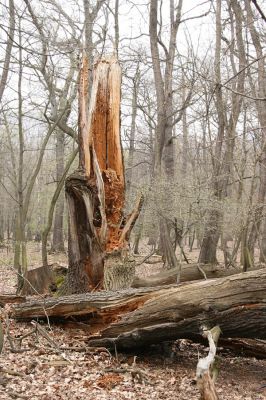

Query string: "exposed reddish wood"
[88, 58, 125, 254]
[64, 56, 142, 294]
[92, 59, 124, 183]
[103, 168, 125, 252]
[11, 285, 162, 322]
[88, 270, 266, 349]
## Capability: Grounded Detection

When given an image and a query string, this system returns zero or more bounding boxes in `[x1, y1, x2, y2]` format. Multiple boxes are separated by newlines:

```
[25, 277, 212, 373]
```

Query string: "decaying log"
[0, 295, 26, 306]
[64, 55, 143, 294]
[132, 264, 261, 288]
[11, 269, 266, 350]
[219, 338, 266, 359]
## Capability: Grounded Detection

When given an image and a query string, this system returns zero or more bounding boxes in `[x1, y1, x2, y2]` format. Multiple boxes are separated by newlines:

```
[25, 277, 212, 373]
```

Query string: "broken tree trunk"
[64, 55, 143, 294]
[11, 269, 266, 350]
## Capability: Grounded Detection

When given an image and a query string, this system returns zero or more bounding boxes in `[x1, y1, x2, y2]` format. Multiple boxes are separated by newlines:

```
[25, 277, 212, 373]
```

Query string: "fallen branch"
[132, 263, 261, 288]
[4, 311, 30, 353]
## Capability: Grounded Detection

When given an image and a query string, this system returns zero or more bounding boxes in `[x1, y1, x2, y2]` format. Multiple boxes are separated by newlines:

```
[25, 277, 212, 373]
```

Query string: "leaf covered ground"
[0, 244, 266, 399]
[0, 316, 265, 400]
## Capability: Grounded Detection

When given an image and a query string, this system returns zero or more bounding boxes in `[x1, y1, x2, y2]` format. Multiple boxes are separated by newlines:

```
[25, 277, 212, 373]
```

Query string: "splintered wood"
[87, 58, 126, 253]
[65, 56, 142, 293]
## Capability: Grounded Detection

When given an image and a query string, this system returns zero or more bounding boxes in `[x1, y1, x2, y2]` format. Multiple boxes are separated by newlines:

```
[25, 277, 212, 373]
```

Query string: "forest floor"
[0, 241, 266, 399]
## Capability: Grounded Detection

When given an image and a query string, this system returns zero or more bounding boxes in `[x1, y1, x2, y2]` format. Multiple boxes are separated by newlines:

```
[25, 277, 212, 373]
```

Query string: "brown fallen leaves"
[0, 316, 265, 400]
[96, 373, 124, 390]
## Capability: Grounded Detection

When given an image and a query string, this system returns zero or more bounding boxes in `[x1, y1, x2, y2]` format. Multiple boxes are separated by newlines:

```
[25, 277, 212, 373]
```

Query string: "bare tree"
[0, 0, 15, 104]
[199, 0, 246, 264]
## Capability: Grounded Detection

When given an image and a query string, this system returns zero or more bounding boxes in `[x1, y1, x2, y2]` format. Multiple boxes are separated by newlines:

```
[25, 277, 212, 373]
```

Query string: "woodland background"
[0, 0, 265, 284]
[0, 2, 266, 400]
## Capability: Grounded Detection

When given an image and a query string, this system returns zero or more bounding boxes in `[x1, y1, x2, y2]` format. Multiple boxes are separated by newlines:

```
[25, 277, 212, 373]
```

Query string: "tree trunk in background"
[0, 0, 15, 104]
[42, 149, 78, 267]
[125, 65, 140, 202]
[259, 218, 266, 263]
[51, 130, 65, 253]
[199, 209, 220, 264]
[0, 210, 4, 242]
[199, 0, 245, 264]
[244, 0, 266, 266]
[14, 24, 27, 282]
[181, 102, 189, 178]
[64, 56, 143, 294]
[149, 0, 186, 270]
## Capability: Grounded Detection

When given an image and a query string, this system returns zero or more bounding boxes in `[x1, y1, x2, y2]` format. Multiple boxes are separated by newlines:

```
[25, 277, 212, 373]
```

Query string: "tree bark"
[0, 295, 26, 306]
[199, 210, 220, 264]
[64, 56, 142, 294]
[199, 0, 246, 265]
[125, 65, 140, 200]
[12, 269, 266, 350]
[42, 149, 78, 267]
[259, 218, 266, 263]
[0, 0, 15, 104]
[244, 0, 266, 264]
[51, 130, 65, 253]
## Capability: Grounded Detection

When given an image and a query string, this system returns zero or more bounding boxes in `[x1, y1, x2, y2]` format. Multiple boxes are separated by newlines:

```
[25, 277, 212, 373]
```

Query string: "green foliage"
[55, 274, 65, 288]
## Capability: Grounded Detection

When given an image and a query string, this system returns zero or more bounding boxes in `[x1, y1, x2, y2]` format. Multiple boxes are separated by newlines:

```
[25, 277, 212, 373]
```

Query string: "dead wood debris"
[196, 326, 221, 400]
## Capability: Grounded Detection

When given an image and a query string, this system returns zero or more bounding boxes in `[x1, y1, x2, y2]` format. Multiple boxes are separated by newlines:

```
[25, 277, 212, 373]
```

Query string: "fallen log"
[0, 295, 26, 306]
[11, 269, 266, 350]
[219, 338, 266, 359]
[132, 264, 260, 287]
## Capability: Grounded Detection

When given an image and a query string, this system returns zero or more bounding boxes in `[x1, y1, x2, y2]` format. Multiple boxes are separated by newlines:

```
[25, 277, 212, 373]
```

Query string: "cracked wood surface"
[12, 269, 266, 348]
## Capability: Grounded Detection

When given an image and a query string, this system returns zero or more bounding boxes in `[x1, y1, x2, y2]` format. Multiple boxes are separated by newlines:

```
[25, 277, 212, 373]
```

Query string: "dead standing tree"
[64, 56, 143, 294]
